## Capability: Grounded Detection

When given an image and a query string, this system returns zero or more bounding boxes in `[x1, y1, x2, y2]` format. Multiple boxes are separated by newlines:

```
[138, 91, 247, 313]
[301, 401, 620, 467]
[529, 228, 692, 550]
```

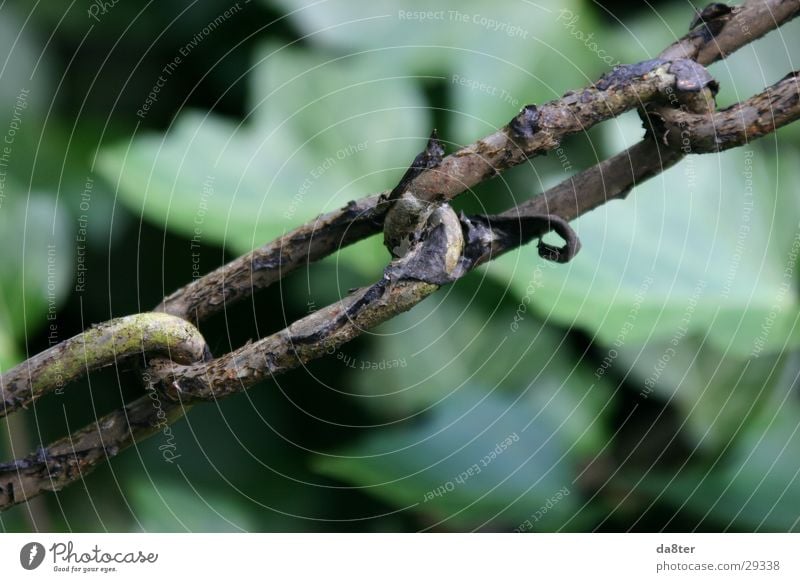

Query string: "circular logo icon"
[19, 542, 46, 570]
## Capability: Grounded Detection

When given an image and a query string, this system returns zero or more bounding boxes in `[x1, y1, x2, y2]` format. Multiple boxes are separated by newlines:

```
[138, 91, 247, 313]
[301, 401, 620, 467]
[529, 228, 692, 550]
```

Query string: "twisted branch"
[2, 0, 799, 511]
[0, 313, 210, 418]
[158, 0, 800, 322]
[0, 314, 210, 508]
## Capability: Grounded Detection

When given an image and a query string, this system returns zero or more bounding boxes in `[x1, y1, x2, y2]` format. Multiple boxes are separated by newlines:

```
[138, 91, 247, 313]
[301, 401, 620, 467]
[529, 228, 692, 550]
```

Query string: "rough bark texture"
[0, 313, 209, 509]
[157, 193, 387, 323]
[0, 313, 209, 418]
[151, 203, 466, 401]
[513, 71, 800, 221]
[658, 71, 800, 152]
[660, 0, 800, 64]
[0, 391, 186, 509]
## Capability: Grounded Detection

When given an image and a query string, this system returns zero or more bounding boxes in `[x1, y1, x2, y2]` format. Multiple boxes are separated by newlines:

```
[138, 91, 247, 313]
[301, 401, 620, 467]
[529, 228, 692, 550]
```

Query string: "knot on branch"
[382, 129, 445, 205]
[384, 128, 582, 277]
[503, 57, 719, 163]
[383, 130, 465, 283]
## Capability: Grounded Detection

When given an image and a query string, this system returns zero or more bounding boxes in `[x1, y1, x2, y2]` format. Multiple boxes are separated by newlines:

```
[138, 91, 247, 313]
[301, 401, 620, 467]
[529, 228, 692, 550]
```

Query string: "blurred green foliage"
[1, 0, 800, 532]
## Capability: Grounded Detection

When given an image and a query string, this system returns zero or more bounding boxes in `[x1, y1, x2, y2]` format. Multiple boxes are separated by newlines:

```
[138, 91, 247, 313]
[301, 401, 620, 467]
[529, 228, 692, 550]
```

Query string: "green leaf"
[351, 282, 612, 456]
[603, 4, 691, 63]
[614, 337, 784, 452]
[491, 110, 800, 358]
[0, 7, 66, 370]
[315, 283, 614, 529]
[630, 372, 800, 531]
[0, 7, 50, 121]
[0, 190, 72, 369]
[126, 478, 255, 532]
[97, 44, 429, 273]
[315, 385, 589, 531]
[272, 0, 588, 145]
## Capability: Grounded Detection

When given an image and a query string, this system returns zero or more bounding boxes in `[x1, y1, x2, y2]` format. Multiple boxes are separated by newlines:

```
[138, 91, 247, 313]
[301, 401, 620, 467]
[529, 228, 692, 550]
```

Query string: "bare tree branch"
[145, 67, 800, 403]
[158, 0, 800, 323]
[660, 0, 800, 64]
[0, 314, 210, 418]
[0, 314, 209, 509]
[2, 0, 799, 512]
[517, 69, 800, 221]
[0, 385, 190, 510]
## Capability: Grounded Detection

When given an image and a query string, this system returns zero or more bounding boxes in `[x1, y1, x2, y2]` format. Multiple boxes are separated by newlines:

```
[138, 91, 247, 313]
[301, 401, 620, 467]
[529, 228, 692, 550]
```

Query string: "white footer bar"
[1, 533, 796, 580]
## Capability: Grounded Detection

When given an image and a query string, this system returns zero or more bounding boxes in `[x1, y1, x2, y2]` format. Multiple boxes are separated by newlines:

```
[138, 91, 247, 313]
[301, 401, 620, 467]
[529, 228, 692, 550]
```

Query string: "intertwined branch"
[1, 0, 799, 511]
